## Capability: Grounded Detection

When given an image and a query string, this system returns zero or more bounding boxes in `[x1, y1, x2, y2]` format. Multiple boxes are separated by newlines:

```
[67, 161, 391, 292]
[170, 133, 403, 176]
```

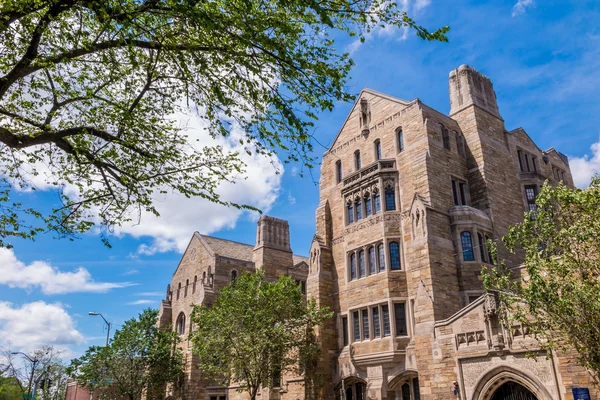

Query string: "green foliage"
[0, 0, 448, 246]
[0, 376, 21, 400]
[68, 309, 184, 400]
[191, 269, 332, 400]
[483, 176, 600, 380]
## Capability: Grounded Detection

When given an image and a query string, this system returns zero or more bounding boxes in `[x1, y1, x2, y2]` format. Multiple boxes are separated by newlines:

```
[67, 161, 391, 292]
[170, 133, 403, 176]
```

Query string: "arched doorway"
[491, 381, 537, 400]
[335, 377, 367, 400]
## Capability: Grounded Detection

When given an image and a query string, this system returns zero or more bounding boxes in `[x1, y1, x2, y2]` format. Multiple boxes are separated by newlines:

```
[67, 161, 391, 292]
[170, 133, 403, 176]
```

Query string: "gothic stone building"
[158, 65, 597, 400]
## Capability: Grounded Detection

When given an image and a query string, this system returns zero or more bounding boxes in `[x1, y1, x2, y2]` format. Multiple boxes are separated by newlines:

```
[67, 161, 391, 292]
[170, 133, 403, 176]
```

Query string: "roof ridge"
[200, 233, 308, 258]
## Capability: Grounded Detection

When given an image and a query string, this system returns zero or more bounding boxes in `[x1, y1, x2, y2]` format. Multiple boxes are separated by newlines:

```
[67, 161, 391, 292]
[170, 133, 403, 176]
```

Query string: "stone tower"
[253, 215, 294, 278]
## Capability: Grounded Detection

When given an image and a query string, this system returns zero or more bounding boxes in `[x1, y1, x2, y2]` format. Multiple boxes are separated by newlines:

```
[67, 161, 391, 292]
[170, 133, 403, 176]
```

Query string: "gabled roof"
[198, 234, 308, 264]
[292, 254, 309, 266]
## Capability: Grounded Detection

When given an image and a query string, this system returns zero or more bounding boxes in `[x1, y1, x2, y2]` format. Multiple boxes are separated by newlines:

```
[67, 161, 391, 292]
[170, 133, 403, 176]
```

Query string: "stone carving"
[483, 293, 499, 320]
[455, 330, 486, 348]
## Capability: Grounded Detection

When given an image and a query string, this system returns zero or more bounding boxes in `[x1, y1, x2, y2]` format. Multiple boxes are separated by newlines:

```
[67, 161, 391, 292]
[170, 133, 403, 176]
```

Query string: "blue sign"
[572, 388, 591, 400]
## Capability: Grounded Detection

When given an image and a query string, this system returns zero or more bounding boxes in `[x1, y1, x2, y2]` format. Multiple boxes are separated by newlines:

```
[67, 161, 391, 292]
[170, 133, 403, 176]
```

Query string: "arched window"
[457, 134, 466, 157]
[461, 231, 475, 261]
[177, 282, 181, 300]
[231, 270, 237, 282]
[397, 128, 404, 153]
[441, 124, 451, 150]
[184, 279, 189, 297]
[202, 271, 206, 283]
[193, 276, 197, 293]
[368, 246, 376, 275]
[389, 242, 401, 270]
[401, 383, 411, 400]
[176, 312, 186, 335]
[355, 198, 362, 220]
[358, 250, 366, 278]
[378, 243, 385, 271]
[336, 160, 342, 183]
[374, 140, 382, 160]
[478, 233, 486, 262]
[385, 187, 396, 211]
[354, 150, 361, 170]
[350, 253, 357, 281]
[347, 202, 354, 224]
[364, 193, 372, 217]
[374, 191, 381, 213]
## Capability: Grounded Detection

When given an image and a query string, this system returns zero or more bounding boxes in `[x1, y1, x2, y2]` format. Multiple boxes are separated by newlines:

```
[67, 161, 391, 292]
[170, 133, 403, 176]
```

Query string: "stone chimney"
[449, 65, 500, 119]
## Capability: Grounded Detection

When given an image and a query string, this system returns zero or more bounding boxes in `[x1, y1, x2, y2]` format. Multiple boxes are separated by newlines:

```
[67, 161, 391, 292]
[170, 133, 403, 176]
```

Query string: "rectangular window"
[378, 244, 385, 272]
[361, 309, 369, 340]
[452, 179, 467, 206]
[372, 307, 380, 338]
[353, 311, 360, 342]
[365, 196, 372, 217]
[394, 303, 407, 336]
[525, 185, 537, 219]
[524, 153, 530, 172]
[452, 180, 459, 205]
[517, 150, 524, 171]
[459, 182, 467, 205]
[413, 378, 420, 400]
[374, 193, 381, 213]
[375, 141, 382, 160]
[342, 316, 348, 346]
[347, 203, 354, 224]
[359, 250, 366, 278]
[382, 305, 390, 337]
[350, 253, 357, 281]
[356, 199, 362, 220]
[368, 247, 376, 275]
[532, 156, 537, 172]
[336, 161, 342, 183]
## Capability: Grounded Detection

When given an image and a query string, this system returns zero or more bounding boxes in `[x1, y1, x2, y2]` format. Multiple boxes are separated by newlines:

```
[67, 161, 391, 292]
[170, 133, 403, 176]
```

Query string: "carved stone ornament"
[483, 293, 499, 320]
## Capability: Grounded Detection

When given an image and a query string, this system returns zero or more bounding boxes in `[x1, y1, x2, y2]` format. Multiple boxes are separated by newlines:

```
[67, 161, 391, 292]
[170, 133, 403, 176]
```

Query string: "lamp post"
[89, 312, 111, 346]
[11, 352, 38, 399]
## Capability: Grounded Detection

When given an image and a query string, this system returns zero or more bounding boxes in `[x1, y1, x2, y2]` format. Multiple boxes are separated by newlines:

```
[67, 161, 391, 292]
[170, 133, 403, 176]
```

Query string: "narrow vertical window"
[382, 305, 391, 337]
[231, 270, 237, 281]
[358, 250, 366, 278]
[385, 187, 396, 211]
[374, 140, 382, 160]
[347, 202, 354, 224]
[389, 242, 401, 270]
[365, 194, 372, 217]
[300, 280, 306, 294]
[459, 182, 467, 205]
[378, 243, 385, 271]
[397, 128, 404, 153]
[193, 275, 197, 293]
[177, 282, 181, 300]
[374, 191, 381, 213]
[461, 231, 475, 261]
[372, 307, 380, 338]
[442, 125, 450, 150]
[185, 279, 189, 297]
[362, 309, 369, 340]
[478, 233, 487, 263]
[353, 311, 360, 341]
[350, 253, 357, 280]
[525, 185, 538, 219]
[336, 160, 342, 183]
[394, 303, 407, 336]
[452, 180, 459, 206]
[517, 150, 524, 171]
[524, 153, 530, 172]
[368, 246, 376, 275]
[457, 134, 465, 157]
[342, 316, 349, 346]
[402, 384, 411, 400]
[355, 150, 361, 170]
[532, 157, 537, 172]
[413, 378, 421, 400]
[355, 198, 362, 220]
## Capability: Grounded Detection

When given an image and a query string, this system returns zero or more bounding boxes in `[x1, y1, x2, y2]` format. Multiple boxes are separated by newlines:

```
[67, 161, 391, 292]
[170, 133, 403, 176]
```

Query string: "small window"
[231, 270, 237, 282]
[358, 250, 366, 278]
[185, 279, 189, 297]
[532, 156, 537, 172]
[382, 305, 390, 337]
[374, 140, 382, 160]
[193, 275, 197, 294]
[378, 243, 385, 272]
[350, 253, 357, 281]
[336, 160, 342, 183]
[347, 202, 354, 224]
[478, 233, 487, 263]
[461, 231, 475, 261]
[524, 153, 530, 172]
[361, 309, 369, 340]
[385, 187, 396, 211]
[355, 150, 361, 170]
[457, 134, 465, 157]
[372, 307, 380, 338]
[177, 282, 181, 300]
[441, 125, 450, 150]
[365, 194, 372, 217]
[452, 179, 468, 206]
[394, 303, 407, 336]
[368, 246, 376, 275]
[402, 383, 411, 400]
[176, 312, 186, 335]
[353, 311, 360, 341]
[355, 198, 362, 221]
[342, 316, 349, 346]
[525, 185, 538, 219]
[413, 378, 421, 400]
[389, 242, 401, 270]
[517, 150, 524, 172]
[300, 280, 306, 294]
[397, 128, 404, 153]
[374, 191, 381, 213]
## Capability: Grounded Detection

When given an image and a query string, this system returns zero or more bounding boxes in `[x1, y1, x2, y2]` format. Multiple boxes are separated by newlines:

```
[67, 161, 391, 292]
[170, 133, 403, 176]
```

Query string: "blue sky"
[1, 0, 600, 359]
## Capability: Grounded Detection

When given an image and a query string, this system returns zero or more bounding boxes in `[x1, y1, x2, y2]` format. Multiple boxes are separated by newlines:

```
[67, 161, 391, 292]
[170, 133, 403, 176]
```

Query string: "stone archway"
[335, 376, 368, 400]
[471, 366, 553, 400]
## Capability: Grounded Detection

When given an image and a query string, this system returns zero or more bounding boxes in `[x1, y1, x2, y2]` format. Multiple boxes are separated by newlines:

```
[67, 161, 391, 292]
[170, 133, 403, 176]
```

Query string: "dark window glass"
[413, 378, 421, 400]
[184, 279, 188, 297]
[353, 311, 360, 341]
[385, 187, 396, 211]
[457, 134, 465, 157]
[394, 303, 407, 336]
[478, 233, 486, 263]
[378, 243, 385, 271]
[397, 129, 404, 153]
[525, 185, 537, 219]
[300, 280, 306, 294]
[355, 151, 361, 170]
[193, 275, 197, 293]
[532, 157, 537, 172]
[452, 180, 459, 205]
[342, 316, 349, 346]
[442, 126, 450, 150]
[345, 387, 353, 400]
[336, 161, 342, 183]
[459, 182, 467, 205]
[372, 307, 380, 338]
[177, 282, 181, 300]
[362, 309, 369, 340]
[365, 195, 372, 217]
[350, 253, 357, 280]
[176, 312, 186, 335]
[231, 270, 237, 281]
[356, 199, 362, 220]
[525, 153, 530, 171]
[375, 140, 382, 160]
[382, 305, 390, 336]
[401, 383, 411, 400]
[347, 203, 354, 224]
[517, 150, 524, 171]
[461, 231, 475, 261]
[389, 242, 401, 270]
[356, 383, 364, 400]
[368, 246, 376, 275]
[374, 192, 381, 213]
[358, 250, 366, 278]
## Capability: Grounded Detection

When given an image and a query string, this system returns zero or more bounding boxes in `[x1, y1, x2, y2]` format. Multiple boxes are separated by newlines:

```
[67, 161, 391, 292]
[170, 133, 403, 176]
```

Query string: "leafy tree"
[0, 376, 21, 400]
[483, 177, 600, 380]
[191, 269, 332, 400]
[68, 309, 184, 400]
[0, 0, 448, 246]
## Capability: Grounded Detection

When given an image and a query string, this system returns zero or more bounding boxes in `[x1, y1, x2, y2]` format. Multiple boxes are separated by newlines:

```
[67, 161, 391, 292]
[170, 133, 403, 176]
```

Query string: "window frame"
[374, 139, 382, 160]
[461, 231, 475, 262]
[354, 150, 361, 170]
[451, 177, 469, 206]
[394, 303, 407, 336]
[389, 241, 401, 271]
[385, 186, 396, 211]
[336, 160, 342, 183]
[397, 128, 404, 153]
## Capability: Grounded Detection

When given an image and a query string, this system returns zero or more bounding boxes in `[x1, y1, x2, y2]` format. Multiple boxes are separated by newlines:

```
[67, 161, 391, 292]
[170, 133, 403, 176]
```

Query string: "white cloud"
[127, 300, 155, 305]
[0, 301, 85, 351]
[288, 191, 296, 205]
[570, 139, 600, 189]
[0, 248, 133, 295]
[121, 269, 139, 276]
[136, 292, 163, 297]
[512, 0, 534, 17]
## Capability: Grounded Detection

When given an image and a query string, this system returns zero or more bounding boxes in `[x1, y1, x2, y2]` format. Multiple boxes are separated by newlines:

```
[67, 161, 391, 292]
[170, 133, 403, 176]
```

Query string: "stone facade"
[159, 65, 597, 400]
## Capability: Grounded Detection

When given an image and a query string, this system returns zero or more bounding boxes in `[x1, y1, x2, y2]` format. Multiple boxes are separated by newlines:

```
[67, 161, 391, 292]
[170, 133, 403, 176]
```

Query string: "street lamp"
[89, 312, 111, 346]
[11, 352, 38, 399]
